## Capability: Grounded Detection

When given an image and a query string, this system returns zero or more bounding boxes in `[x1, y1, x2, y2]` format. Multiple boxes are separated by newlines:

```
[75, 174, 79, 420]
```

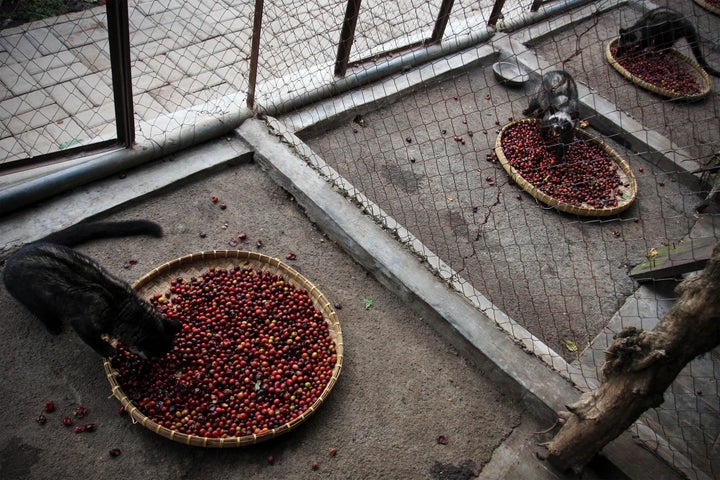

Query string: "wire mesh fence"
[0, 4, 114, 167]
[291, 1, 719, 478]
[1, 0, 718, 478]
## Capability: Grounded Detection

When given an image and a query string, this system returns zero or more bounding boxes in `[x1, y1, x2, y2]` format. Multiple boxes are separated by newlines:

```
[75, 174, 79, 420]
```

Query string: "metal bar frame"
[488, 0, 507, 28]
[107, 0, 134, 146]
[429, 0, 456, 44]
[335, 0, 363, 77]
[247, 0, 265, 110]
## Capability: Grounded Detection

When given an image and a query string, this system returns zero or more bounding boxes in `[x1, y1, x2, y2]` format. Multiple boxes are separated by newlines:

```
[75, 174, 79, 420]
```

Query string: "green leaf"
[254, 380, 261, 391]
[363, 298, 374, 310]
[58, 138, 82, 150]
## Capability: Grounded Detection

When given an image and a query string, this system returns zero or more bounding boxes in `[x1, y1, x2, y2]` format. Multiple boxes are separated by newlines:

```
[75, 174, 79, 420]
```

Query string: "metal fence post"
[106, 0, 134, 146]
[335, 0, 362, 77]
[247, 0, 264, 110]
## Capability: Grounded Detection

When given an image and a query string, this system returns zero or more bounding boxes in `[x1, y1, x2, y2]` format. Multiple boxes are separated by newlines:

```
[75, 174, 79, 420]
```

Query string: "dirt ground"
[0, 159, 554, 480]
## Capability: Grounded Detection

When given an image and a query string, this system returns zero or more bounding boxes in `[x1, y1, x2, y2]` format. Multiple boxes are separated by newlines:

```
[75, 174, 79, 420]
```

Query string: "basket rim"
[103, 250, 344, 448]
[494, 118, 638, 217]
[605, 37, 711, 101]
[694, 0, 720, 16]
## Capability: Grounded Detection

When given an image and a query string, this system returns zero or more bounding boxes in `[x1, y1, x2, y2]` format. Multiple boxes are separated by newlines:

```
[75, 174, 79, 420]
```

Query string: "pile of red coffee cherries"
[111, 265, 338, 439]
[500, 121, 624, 209]
[610, 46, 702, 96]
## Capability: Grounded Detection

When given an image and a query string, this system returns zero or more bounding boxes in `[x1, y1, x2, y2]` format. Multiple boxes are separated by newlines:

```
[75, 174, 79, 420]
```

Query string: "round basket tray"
[494, 119, 637, 217]
[694, 0, 720, 16]
[605, 37, 711, 101]
[103, 250, 343, 448]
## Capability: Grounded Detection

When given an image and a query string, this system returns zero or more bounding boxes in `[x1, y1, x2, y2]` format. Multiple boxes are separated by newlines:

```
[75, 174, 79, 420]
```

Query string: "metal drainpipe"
[260, 0, 597, 118]
[0, 107, 252, 217]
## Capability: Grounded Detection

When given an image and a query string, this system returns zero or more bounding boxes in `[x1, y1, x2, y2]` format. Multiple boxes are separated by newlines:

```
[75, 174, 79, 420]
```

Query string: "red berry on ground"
[312, 461, 320, 470]
[44, 401, 55, 413]
[36, 414, 47, 425]
[219, 203, 227, 210]
[109, 448, 122, 457]
[329, 447, 337, 456]
[74, 406, 87, 418]
[63, 416, 73, 426]
[211, 195, 219, 203]
[267, 455, 274, 465]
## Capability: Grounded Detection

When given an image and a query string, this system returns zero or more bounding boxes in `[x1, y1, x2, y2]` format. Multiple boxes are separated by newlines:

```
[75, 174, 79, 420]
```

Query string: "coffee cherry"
[36, 414, 47, 425]
[329, 447, 337, 456]
[312, 461, 320, 470]
[84, 423, 96, 432]
[74, 406, 88, 418]
[62, 416, 73, 426]
[44, 401, 55, 413]
[109, 448, 122, 457]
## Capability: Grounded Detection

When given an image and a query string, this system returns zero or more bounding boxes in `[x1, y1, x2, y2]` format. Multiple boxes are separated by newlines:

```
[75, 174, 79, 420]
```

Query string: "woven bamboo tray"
[103, 250, 344, 448]
[694, 0, 720, 16]
[605, 37, 711, 101]
[494, 119, 637, 217]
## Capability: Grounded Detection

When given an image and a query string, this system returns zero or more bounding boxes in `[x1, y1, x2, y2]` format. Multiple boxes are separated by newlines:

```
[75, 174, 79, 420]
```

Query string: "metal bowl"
[493, 61, 530, 87]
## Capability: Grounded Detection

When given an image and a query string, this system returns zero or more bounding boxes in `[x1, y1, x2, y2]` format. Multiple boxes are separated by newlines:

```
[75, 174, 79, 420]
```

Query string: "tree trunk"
[543, 242, 720, 474]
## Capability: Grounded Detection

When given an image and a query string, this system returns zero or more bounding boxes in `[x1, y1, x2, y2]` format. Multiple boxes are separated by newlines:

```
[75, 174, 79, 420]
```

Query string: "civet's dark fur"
[617, 7, 720, 77]
[3, 220, 180, 359]
[522, 70, 580, 161]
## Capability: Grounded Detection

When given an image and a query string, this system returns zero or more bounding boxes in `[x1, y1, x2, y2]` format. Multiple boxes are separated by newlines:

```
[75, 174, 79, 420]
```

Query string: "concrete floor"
[1, 0, 718, 478]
